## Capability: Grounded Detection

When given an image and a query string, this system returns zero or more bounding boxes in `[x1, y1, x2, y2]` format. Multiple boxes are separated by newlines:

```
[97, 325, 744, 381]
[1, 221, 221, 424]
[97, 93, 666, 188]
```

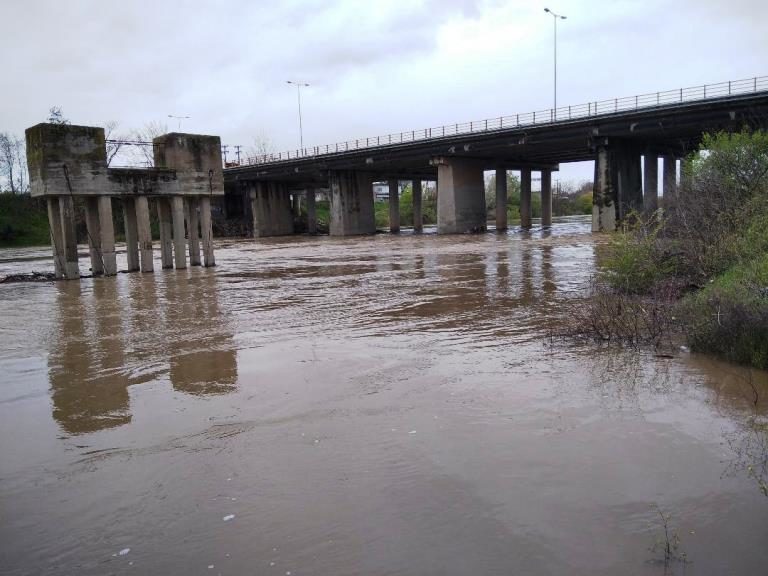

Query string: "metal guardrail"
[238, 76, 768, 167]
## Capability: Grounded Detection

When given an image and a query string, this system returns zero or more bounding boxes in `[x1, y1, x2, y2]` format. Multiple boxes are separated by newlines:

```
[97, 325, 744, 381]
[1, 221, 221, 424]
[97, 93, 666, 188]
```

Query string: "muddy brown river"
[1, 216, 766, 575]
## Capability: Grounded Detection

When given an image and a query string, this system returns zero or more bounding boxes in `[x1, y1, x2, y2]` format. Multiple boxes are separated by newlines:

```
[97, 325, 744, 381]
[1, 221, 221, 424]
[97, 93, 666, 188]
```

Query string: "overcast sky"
[2, 0, 766, 182]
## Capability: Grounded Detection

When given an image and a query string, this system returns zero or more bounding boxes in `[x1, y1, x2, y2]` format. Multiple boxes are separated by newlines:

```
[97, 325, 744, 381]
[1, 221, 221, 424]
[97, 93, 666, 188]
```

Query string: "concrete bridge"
[225, 76, 768, 236]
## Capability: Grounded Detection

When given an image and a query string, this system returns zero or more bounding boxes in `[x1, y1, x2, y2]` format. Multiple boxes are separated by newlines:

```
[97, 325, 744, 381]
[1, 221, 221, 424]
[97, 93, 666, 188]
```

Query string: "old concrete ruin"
[26, 123, 223, 280]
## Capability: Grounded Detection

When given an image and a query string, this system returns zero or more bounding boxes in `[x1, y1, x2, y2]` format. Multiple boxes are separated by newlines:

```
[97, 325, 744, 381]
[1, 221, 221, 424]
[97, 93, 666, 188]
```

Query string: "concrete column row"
[250, 182, 294, 237]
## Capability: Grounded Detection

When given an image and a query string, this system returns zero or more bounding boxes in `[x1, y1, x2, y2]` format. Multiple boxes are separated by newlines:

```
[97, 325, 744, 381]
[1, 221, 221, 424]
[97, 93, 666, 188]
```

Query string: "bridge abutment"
[328, 170, 375, 236]
[434, 157, 486, 234]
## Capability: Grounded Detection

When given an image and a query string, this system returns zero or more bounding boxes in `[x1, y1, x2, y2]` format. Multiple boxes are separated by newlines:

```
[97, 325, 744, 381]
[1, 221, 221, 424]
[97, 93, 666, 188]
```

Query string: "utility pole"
[167, 114, 191, 131]
[221, 144, 229, 165]
[234, 145, 242, 165]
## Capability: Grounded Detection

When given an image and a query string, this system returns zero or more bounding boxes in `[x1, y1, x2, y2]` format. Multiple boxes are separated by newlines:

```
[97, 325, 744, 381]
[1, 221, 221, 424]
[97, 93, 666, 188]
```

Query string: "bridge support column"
[122, 198, 140, 272]
[98, 197, 117, 275]
[592, 141, 643, 231]
[643, 154, 658, 213]
[328, 170, 375, 236]
[592, 146, 616, 232]
[200, 196, 215, 267]
[495, 168, 507, 231]
[171, 196, 187, 269]
[292, 193, 301, 218]
[541, 169, 553, 227]
[388, 179, 400, 233]
[59, 195, 80, 279]
[306, 189, 317, 234]
[662, 155, 677, 203]
[435, 157, 486, 234]
[135, 196, 154, 272]
[252, 182, 294, 237]
[157, 198, 173, 269]
[46, 197, 65, 279]
[412, 179, 423, 233]
[520, 168, 532, 229]
[85, 198, 104, 276]
[186, 197, 201, 266]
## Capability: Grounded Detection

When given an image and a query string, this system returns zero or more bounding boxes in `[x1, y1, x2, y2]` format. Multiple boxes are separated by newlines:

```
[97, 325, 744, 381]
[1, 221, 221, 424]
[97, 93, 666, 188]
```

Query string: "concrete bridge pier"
[412, 179, 423, 233]
[520, 169, 532, 229]
[306, 189, 317, 234]
[388, 179, 400, 233]
[46, 197, 65, 279]
[251, 182, 294, 237]
[643, 154, 659, 212]
[434, 157, 486, 234]
[200, 196, 215, 267]
[328, 170, 375, 236]
[495, 168, 507, 231]
[186, 197, 201, 266]
[156, 198, 173, 269]
[122, 198, 140, 272]
[662, 155, 677, 203]
[59, 195, 80, 279]
[171, 197, 187, 270]
[84, 197, 117, 276]
[135, 196, 154, 273]
[592, 141, 643, 231]
[541, 170, 553, 228]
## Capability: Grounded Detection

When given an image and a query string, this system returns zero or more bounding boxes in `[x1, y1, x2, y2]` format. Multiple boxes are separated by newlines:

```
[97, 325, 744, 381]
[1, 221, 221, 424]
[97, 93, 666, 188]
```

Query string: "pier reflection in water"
[48, 270, 237, 434]
[0, 217, 767, 576]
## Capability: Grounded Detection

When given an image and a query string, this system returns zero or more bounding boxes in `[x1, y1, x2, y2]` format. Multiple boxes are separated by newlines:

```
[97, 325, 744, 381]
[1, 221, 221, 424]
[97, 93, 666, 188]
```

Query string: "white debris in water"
[680, 345, 690, 352]
[118, 548, 131, 556]
[208, 565, 215, 569]
[270, 561, 275, 566]
[409, 430, 417, 434]
[226, 477, 232, 482]
[231, 497, 237, 501]
[223, 514, 235, 522]
[286, 572, 292, 575]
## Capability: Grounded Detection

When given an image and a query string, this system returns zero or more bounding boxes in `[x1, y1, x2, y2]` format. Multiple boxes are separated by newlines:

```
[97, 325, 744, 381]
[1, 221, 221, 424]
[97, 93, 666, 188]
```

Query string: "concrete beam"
[541, 169, 552, 228]
[495, 168, 507, 231]
[434, 157, 486, 234]
[520, 168, 532, 229]
[412, 179, 423, 233]
[171, 196, 187, 269]
[328, 170, 375, 236]
[135, 196, 154, 272]
[122, 198, 140, 272]
[388, 179, 400, 233]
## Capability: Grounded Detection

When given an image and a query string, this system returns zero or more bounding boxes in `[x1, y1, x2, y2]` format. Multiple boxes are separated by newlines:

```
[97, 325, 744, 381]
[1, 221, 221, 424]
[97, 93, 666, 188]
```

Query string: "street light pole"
[544, 8, 566, 118]
[167, 114, 190, 131]
[286, 80, 310, 151]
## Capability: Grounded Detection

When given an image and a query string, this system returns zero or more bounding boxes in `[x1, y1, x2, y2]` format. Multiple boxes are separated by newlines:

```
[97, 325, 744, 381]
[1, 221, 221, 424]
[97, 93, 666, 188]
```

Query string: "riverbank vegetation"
[569, 129, 768, 369]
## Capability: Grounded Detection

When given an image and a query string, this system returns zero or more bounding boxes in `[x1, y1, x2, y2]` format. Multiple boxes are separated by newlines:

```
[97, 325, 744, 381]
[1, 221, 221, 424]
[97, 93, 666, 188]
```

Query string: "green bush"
[0, 193, 50, 247]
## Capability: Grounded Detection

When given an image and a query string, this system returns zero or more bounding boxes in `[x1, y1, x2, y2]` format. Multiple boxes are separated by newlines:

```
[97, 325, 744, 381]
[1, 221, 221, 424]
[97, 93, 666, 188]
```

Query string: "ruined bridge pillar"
[433, 157, 486, 234]
[328, 170, 375, 236]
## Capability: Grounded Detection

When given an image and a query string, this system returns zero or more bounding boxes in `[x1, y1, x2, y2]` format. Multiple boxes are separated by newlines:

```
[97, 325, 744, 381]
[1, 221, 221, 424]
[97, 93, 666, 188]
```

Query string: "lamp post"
[286, 80, 310, 151]
[544, 8, 566, 119]
[167, 114, 190, 131]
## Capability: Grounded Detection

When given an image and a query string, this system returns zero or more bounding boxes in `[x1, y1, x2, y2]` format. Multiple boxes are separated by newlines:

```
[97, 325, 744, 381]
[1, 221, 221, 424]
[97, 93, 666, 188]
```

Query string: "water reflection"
[48, 271, 238, 434]
[49, 281, 131, 434]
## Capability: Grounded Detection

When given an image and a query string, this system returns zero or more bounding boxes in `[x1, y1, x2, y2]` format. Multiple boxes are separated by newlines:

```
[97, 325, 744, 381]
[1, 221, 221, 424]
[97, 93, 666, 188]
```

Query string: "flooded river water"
[1, 217, 766, 575]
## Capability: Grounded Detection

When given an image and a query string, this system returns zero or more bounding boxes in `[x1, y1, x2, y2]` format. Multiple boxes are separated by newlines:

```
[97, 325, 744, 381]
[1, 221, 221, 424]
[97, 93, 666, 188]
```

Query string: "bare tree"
[46, 106, 69, 125]
[0, 133, 28, 193]
[103, 120, 130, 167]
[248, 132, 276, 162]
[131, 121, 168, 167]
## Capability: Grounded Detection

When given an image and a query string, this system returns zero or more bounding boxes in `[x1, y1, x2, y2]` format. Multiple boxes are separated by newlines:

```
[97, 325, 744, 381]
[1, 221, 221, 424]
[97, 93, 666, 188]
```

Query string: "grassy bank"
[582, 129, 768, 369]
[0, 193, 50, 247]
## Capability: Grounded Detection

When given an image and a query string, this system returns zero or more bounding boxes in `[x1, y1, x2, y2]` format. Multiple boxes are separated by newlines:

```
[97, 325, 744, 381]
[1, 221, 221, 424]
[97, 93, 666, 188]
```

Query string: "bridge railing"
[240, 76, 768, 167]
